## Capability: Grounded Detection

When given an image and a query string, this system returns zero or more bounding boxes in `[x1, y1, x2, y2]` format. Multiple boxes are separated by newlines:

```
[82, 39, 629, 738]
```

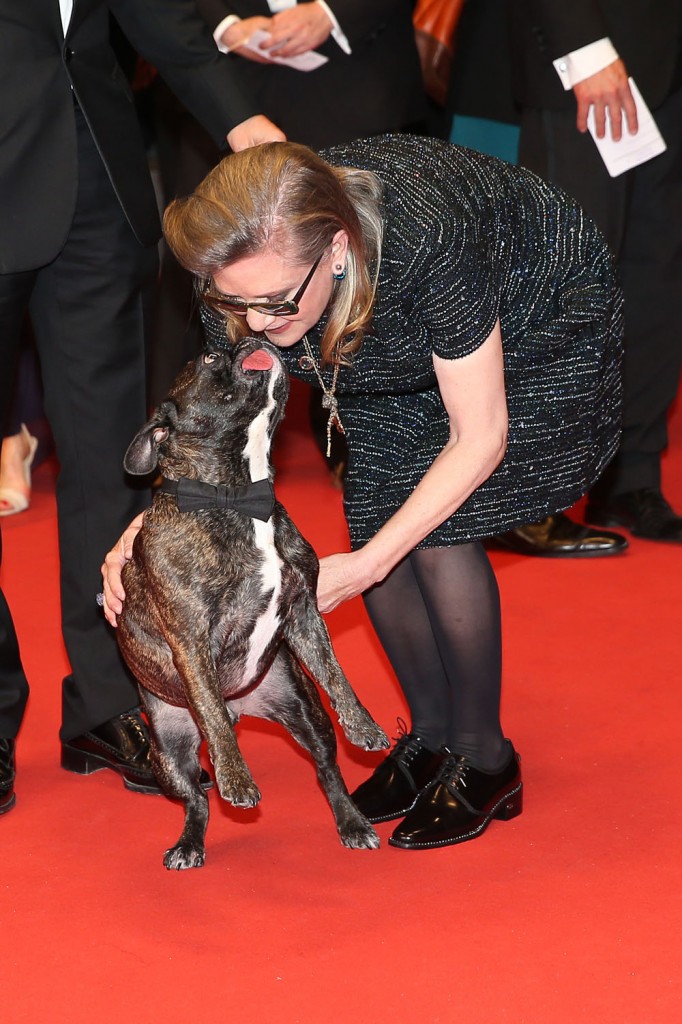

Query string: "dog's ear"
[124, 406, 174, 475]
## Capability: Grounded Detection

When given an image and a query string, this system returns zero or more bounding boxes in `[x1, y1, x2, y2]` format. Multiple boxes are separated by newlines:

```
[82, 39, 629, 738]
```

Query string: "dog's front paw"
[164, 842, 206, 870]
[339, 712, 389, 752]
[215, 769, 261, 808]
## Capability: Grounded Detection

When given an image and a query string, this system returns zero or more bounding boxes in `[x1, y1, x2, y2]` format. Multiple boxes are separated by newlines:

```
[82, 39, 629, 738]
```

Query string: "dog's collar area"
[159, 477, 275, 522]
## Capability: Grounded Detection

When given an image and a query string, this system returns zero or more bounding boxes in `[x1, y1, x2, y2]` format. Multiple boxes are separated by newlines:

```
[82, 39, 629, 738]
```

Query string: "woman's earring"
[332, 264, 347, 281]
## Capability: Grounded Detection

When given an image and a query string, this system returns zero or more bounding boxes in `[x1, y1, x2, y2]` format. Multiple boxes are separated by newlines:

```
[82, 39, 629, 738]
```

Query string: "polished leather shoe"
[61, 709, 213, 795]
[351, 728, 444, 823]
[491, 512, 628, 557]
[389, 745, 522, 850]
[0, 738, 16, 815]
[586, 488, 682, 543]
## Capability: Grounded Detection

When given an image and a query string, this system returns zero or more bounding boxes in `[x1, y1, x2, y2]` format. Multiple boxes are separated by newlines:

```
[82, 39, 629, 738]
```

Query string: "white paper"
[587, 78, 667, 177]
[239, 28, 328, 71]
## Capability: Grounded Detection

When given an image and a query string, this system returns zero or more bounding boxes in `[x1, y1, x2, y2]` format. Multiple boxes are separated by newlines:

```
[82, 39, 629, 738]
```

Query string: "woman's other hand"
[100, 512, 144, 627]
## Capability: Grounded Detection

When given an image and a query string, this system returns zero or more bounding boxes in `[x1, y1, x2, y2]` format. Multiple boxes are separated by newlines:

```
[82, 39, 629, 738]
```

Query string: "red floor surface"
[2, 381, 681, 1023]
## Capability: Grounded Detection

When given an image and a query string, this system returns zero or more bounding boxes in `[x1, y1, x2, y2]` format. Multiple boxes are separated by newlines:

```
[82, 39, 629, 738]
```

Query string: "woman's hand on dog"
[100, 512, 145, 626]
[317, 552, 375, 613]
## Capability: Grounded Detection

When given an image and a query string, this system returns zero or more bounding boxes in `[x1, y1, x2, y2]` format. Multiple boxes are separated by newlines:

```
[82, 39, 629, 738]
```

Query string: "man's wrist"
[553, 37, 619, 90]
[214, 14, 241, 53]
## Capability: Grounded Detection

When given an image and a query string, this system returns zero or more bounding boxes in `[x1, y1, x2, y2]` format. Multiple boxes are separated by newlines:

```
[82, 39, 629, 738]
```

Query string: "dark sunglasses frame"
[202, 253, 324, 318]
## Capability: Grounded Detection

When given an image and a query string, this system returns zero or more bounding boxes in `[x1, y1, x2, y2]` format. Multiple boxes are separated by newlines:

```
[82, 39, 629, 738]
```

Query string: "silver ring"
[95, 592, 105, 607]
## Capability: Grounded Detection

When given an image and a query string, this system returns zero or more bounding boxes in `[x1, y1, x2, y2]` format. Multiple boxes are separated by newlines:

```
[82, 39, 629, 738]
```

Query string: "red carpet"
[2, 380, 682, 1023]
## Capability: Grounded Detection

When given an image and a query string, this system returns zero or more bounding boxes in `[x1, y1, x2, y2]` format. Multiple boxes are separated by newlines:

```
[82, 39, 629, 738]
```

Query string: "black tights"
[362, 542, 508, 771]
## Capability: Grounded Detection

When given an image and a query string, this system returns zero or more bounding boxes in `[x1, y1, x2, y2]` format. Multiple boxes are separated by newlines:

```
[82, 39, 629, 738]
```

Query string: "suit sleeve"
[525, 0, 610, 59]
[325, 0, 415, 50]
[109, 0, 261, 144]
[194, 0, 270, 31]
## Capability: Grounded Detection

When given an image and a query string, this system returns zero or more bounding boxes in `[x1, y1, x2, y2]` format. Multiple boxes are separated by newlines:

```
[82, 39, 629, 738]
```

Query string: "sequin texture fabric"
[202, 135, 623, 548]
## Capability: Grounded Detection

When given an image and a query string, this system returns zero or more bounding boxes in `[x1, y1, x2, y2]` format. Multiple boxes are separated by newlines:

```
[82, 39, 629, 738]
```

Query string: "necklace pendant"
[298, 355, 315, 371]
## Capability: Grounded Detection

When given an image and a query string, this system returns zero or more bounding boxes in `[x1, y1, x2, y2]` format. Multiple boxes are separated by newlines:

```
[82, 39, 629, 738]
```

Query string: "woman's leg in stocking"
[362, 556, 451, 753]
[410, 543, 508, 770]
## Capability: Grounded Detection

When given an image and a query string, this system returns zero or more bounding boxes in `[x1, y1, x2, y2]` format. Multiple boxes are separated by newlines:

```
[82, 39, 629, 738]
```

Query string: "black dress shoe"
[62, 709, 214, 795]
[351, 728, 444, 824]
[586, 488, 682, 543]
[490, 512, 628, 557]
[0, 738, 16, 815]
[389, 745, 522, 850]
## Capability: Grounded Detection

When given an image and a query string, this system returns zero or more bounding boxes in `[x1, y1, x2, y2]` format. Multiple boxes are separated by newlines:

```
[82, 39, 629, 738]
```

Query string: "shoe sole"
[60, 745, 214, 795]
[362, 794, 421, 825]
[61, 744, 162, 795]
[388, 782, 523, 850]
[490, 538, 626, 558]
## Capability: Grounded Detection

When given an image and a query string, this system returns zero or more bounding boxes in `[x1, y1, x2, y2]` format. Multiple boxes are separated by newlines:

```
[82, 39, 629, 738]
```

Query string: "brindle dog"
[117, 337, 388, 869]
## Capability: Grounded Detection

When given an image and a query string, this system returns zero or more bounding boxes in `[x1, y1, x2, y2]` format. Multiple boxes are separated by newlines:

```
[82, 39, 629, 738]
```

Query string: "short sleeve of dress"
[410, 205, 502, 362]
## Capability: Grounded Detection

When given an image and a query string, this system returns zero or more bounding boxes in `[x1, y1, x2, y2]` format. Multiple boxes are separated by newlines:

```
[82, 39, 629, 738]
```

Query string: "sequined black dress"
[205, 135, 624, 549]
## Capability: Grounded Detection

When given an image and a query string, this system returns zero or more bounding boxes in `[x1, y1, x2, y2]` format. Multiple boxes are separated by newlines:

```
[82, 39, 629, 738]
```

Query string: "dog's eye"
[203, 352, 219, 365]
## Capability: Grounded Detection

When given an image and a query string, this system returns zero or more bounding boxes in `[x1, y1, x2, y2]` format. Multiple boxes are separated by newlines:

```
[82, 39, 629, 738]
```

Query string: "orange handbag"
[413, 0, 466, 105]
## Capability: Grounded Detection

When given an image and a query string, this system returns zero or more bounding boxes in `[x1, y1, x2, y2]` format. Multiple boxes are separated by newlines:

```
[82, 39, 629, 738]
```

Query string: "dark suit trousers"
[519, 84, 682, 497]
[0, 553, 30, 739]
[0, 106, 156, 741]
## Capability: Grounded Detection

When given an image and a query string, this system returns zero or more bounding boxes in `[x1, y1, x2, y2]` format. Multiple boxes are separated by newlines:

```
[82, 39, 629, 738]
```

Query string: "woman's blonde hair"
[163, 142, 383, 365]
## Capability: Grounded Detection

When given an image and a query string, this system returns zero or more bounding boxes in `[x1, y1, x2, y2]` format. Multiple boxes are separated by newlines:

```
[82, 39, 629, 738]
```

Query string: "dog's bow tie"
[159, 477, 275, 522]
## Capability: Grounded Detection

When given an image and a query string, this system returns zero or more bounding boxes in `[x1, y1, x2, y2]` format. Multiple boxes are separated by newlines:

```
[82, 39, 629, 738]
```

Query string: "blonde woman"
[103, 136, 622, 850]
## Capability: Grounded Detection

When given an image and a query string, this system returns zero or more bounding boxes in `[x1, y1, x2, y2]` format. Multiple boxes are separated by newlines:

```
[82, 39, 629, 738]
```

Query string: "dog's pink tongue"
[242, 349, 274, 372]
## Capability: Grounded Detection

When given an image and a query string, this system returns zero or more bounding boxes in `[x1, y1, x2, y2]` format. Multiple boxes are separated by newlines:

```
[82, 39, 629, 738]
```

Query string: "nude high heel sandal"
[0, 424, 39, 516]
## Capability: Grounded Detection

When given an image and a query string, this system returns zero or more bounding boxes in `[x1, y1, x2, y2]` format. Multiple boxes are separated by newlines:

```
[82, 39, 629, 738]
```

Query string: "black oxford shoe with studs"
[351, 729, 444, 824]
[389, 745, 522, 850]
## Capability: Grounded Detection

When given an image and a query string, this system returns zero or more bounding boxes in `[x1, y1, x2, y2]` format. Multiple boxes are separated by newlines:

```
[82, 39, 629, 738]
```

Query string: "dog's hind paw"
[164, 843, 206, 870]
[339, 820, 380, 850]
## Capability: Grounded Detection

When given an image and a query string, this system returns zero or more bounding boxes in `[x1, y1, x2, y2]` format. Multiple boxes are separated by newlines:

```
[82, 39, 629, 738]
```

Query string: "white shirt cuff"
[553, 38, 619, 90]
[214, 15, 241, 53]
[316, 1, 352, 55]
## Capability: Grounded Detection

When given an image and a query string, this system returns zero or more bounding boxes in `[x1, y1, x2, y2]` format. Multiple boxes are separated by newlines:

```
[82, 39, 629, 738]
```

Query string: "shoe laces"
[435, 750, 468, 791]
[389, 718, 428, 767]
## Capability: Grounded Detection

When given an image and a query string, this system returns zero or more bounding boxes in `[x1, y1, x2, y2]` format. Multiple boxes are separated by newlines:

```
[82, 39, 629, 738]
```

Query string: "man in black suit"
[199, 1, 426, 148]
[0, 0, 284, 815]
[499, 0, 682, 555]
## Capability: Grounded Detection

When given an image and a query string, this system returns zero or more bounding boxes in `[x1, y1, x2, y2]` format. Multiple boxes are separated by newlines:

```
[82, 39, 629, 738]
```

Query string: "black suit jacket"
[0, 0, 260, 272]
[509, 0, 682, 112]
[195, 0, 426, 148]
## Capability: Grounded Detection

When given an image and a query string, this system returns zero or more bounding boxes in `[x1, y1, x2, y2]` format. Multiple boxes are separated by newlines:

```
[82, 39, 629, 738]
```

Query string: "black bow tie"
[159, 477, 275, 522]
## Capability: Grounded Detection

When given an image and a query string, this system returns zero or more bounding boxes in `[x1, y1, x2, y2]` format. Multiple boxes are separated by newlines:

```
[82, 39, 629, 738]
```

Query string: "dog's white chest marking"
[241, 519, 283, 683]
[241, 365, 284, 684]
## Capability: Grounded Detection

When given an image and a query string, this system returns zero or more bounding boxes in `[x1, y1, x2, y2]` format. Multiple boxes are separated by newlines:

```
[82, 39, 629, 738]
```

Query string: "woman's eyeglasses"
[203, 254, 323, 318]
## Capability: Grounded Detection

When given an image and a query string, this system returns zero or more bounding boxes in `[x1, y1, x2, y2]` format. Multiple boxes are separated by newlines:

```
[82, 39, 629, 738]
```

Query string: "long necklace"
[299, 335, 345, 457]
